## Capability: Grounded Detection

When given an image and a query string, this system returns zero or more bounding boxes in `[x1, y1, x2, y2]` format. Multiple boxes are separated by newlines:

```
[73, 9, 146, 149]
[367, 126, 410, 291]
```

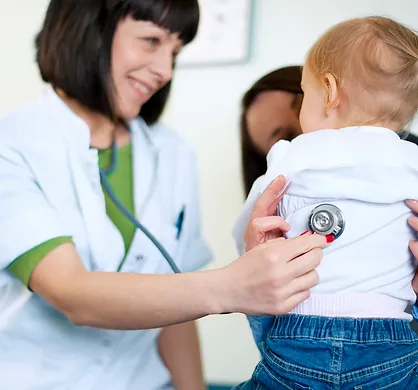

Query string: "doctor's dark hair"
[240, 66, 303, 196]
[35, 0, 199, 124]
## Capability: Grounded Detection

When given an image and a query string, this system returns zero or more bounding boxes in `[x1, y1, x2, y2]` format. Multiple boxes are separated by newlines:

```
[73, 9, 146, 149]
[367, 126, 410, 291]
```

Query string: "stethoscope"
[99, 140, 182, 274]
[307, 203, 345, 240]
[100, 135, 345, 273]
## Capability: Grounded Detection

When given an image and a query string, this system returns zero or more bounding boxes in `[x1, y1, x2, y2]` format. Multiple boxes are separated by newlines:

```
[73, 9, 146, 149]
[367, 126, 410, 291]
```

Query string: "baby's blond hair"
[306, 16, 418, 129]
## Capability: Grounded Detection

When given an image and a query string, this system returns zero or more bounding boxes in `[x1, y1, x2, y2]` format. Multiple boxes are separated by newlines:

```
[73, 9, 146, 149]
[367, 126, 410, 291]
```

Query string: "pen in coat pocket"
[175, 207, 185, 240]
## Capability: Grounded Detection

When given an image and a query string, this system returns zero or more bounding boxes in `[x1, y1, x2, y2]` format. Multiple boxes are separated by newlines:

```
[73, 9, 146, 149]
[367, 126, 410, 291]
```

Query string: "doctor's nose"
[150, 48, 174, 85]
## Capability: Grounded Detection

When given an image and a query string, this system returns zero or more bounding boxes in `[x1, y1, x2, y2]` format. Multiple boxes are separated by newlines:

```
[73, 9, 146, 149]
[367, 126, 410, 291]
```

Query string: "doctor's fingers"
[409, 240, 418, 296]
[244, 216, 290, 251]
[281, 290, 311, 314]
[286, 248, 323, 279]
[411, 267, 418, 298]
[265, 233, 327, 263]
[409, 239, 418, 261]
[287, 270, 320, 297]
[408, 214, 418, 233]
[406, 199, 418, 215]
[271, 271, 319, 314]
[406, 213, 418, 293]
[250, 175, 287, 219]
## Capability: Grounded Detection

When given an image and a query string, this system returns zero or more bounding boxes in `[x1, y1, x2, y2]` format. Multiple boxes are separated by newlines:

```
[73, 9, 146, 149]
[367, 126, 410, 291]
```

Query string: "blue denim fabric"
[413, 303, 418, 321]
[235, 315, 418, 389]
[247, 315, 275, 351]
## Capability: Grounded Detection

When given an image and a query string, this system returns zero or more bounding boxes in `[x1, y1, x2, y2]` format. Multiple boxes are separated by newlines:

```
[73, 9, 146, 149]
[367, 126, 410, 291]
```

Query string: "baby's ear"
[323, 72, 340, 114]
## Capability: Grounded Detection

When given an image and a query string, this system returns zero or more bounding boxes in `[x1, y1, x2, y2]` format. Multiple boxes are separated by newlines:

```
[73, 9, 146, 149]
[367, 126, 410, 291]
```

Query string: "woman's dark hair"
[140, 81, 171, 125]
[241, 66, 303, 195]
[35, 0, 199, 123]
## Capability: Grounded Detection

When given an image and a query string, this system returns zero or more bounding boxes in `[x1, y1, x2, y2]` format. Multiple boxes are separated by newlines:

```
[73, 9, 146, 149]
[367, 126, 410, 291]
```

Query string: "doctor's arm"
[28, 177, 323, 329]
[21, 179, 324, 329]
[158, 322, 205, 390]
[0, 142, 323, 328]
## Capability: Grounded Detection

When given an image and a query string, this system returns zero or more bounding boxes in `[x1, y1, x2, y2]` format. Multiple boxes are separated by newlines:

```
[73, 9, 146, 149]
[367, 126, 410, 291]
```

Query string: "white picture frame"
[177, 0, 253, 67]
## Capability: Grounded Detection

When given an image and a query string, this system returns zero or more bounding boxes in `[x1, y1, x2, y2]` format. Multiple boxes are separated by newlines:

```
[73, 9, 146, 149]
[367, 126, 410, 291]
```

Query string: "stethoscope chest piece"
[308, 203, 345, 239]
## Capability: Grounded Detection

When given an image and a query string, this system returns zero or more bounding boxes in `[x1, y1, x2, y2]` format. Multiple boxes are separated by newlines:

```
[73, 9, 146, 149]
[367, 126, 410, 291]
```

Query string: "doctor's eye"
[143, 37, 161, 47]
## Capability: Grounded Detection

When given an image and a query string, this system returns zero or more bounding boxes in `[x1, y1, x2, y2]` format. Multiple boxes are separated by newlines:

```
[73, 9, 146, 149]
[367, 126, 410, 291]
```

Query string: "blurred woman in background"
[240, 66, 303, 195]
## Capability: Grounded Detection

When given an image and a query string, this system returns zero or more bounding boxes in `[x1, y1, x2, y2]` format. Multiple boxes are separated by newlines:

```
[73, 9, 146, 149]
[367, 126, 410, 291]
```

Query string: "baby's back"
[265, 127, 418, 318]
[281, 196, 415, 309]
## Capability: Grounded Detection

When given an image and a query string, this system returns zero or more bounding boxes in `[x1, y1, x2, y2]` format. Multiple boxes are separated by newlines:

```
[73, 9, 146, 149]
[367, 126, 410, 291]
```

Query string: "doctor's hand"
[219, 176, 327, 316]
[244, 175, 290, 251]
[406, 199, 418, 297]
[221, 233, 326, 315]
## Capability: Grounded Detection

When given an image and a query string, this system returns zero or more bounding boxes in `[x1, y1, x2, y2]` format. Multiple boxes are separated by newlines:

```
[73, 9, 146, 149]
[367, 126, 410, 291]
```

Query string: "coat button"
[102, 339, 111, 347]
[135, 254, 145, 261]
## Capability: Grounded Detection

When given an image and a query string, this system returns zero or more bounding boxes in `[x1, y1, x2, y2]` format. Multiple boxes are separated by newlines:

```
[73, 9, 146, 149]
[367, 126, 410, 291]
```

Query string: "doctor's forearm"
[30, 244, 224, 329]
[70, 271, 223, 329]
[159, 322, 206, 390]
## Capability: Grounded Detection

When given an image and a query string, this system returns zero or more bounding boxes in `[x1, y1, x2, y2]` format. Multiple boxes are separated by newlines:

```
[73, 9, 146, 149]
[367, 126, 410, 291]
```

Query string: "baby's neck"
[317, 120, 399, 133]
[342, 120, 399, 131]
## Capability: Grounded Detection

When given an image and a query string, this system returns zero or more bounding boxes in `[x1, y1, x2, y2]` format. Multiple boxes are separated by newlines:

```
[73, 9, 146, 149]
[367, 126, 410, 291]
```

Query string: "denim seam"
[258, 361, 312, 390]
[262, 345, 336, 383]
[269, 335, 418, 343]
[353, 364, 417, 390]
[254, 363, 263, 390]
[341, 349, 418, 383]
[331, 340, 342, 388]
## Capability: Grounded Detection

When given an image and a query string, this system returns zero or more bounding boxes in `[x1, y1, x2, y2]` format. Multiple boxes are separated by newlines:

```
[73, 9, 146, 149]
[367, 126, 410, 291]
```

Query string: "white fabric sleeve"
[232, 140, 291, 256]
[0, 146, 69, 269]
[175, 151, 212, 272]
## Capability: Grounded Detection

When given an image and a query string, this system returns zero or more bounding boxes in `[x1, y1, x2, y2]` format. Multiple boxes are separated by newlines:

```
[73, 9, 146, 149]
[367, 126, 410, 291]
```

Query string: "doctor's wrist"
[207, 265, 242, 315]
[197, 268, 233, 316]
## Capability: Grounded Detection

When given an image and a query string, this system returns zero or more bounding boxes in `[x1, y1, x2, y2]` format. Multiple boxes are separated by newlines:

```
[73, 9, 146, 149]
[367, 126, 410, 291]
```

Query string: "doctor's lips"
[128, 77, 155, 98]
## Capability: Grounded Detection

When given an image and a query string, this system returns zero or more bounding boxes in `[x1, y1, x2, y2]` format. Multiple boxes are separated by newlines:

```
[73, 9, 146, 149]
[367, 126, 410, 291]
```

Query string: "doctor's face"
[111, 17, 183, 120]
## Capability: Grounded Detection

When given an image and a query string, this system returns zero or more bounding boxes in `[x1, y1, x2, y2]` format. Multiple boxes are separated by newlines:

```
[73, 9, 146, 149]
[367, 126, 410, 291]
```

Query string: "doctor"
[0, 1, 330, 389]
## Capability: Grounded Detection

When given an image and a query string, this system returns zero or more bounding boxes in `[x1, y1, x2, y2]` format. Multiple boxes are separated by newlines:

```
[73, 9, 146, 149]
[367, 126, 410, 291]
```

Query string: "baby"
[233, 17, 418, 389]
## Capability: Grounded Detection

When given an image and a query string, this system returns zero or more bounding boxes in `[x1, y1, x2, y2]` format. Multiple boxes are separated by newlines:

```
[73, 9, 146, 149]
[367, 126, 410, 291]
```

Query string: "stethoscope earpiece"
[308, 203, 345, 240]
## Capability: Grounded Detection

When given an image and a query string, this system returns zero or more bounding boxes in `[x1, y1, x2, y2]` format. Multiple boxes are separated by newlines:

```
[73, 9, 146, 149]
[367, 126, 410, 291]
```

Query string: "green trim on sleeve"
[8, 236, 73, 287]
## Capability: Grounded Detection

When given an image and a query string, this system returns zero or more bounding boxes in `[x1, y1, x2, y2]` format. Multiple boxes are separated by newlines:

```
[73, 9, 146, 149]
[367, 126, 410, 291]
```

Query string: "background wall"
[1, 0, 418, 385]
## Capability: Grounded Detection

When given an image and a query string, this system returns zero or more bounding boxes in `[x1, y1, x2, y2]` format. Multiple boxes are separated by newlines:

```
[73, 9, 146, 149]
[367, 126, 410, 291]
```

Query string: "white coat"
[0, 88, 211, 390]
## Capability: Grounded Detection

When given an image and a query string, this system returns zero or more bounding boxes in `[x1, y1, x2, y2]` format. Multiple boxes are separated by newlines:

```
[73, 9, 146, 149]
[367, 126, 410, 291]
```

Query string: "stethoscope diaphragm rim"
[308, 203, 345, 239]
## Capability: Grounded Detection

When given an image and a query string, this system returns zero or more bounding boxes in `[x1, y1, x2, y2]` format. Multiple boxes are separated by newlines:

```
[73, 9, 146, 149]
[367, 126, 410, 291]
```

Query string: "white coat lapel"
[130, 118, 158, 223]
[67, 150, 119, 271]
[46, 90, 124, 272]
[126, 119, 170, 274]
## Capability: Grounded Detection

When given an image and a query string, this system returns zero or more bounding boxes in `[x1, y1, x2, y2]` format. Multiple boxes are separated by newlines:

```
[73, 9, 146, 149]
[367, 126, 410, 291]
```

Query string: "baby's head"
[300, 16, 418, 133]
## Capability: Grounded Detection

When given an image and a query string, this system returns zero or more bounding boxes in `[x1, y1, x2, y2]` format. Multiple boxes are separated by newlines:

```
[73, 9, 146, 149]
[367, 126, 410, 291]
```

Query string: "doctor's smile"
[128, 77, 155, 100]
